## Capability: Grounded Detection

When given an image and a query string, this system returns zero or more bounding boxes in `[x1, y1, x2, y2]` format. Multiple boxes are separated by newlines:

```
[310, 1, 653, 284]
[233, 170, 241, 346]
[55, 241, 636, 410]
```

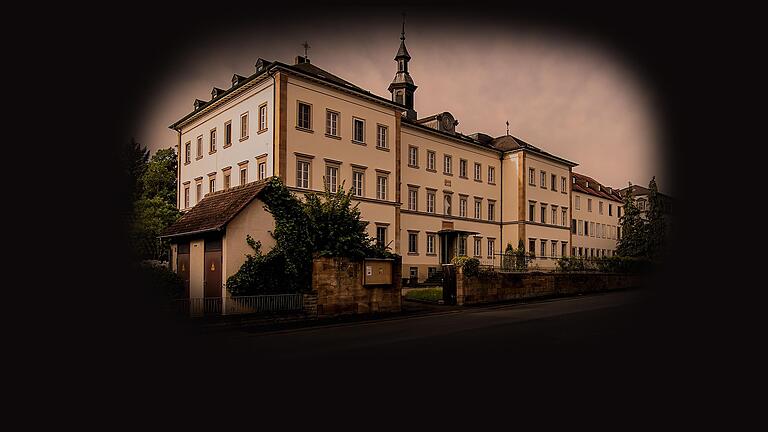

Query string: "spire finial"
[301, 41, 311, 59]
[401, 12, 406, 41]
[506, 121, 510, 136]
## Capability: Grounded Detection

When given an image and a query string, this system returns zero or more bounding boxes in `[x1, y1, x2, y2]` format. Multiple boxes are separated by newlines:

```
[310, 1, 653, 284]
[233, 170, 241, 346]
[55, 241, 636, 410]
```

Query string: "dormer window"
[193, 99, 206, 110]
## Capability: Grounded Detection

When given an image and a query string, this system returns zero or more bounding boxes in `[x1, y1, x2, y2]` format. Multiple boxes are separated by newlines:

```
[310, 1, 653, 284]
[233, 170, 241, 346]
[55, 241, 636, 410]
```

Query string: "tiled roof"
[572, 172, 622, 202]
[161, 179, 269, 238]
[492, 134, 578, 167]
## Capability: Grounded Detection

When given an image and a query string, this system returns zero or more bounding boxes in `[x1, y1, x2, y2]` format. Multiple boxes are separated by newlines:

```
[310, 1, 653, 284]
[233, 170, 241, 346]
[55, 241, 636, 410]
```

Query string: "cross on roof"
[301, 41, 311, 58]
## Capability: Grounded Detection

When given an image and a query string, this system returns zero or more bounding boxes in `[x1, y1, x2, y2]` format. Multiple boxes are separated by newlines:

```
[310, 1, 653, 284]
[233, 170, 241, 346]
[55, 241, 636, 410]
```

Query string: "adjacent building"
[162, 26, 636, 296]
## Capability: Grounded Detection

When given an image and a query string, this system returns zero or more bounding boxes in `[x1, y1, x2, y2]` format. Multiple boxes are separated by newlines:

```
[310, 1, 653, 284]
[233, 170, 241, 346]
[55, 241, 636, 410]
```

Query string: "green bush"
[555, 256, 652, 273]
[137, 262, 185, 300]
[452, 255, 480, 277]
[405, 288, 442, 302]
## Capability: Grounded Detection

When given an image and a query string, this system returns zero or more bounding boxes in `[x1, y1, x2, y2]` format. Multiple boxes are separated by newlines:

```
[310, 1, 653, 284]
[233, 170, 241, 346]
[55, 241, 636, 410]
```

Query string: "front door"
[204, 237, 222, 314]
[439, 233, 456, 264]
[177, 243, 190, 298]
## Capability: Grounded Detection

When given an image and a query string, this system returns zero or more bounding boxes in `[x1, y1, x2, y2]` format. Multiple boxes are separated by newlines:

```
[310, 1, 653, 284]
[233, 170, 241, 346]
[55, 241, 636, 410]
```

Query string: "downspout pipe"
[268, 68, 277, 179]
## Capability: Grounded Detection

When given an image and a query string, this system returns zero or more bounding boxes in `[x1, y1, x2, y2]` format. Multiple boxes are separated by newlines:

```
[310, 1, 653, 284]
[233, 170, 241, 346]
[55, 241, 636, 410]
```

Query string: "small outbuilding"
[160, 179, 275, 301]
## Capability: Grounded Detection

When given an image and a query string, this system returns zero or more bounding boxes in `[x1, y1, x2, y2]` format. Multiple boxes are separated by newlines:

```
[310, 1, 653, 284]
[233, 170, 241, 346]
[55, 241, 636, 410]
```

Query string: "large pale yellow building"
[163, 28, 608, 295]
[570, 172, 623, 258]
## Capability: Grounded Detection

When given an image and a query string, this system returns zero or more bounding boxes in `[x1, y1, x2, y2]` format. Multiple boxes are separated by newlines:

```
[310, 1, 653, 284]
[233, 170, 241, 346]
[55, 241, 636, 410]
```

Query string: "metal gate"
[442, 264, 457, 305]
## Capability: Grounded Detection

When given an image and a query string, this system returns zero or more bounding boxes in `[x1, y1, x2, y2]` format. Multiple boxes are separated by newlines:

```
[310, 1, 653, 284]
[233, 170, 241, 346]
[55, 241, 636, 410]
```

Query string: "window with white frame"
[551, 206, 557, 225]
[240, 167, 247, 185]
[408, 146, 418, 167]
[296, 160, 310, 189]
[588, 198, 593, 212]
[408, 188, 418, 211]
[325, 165, 339, 192]
[529, 167, 536, 185]
[259, 104, 268, 131]
[427, 151, 436, 171]
[488, 239, 495, 257]
[376, 124, 388, 148]
[376, 226, 387, 247]
[459, 159, 467, 178]
[551, 173, 557, 191]
[326, 110, 338, 136]
[488, 166, 495, 183]
[443, 154, 452, 174]
[223, 171, 231, 189]
[184, 142, 191, 163]
[540, 204, 547, 224]
[590, 222, 595, 237]
[540, 240, 546, 257]
[427, 191, 435, 213]
[184, 185, 190, 208]
[209, 177, 215, 193]
[551, 241, 557, 258]
[225, 122, 232, 146]
[458, 236, 467, 256]
[258, 161, 266, 180]
[196, 182, 202, 204]
[196, 136, 203, 158]
[561, 176, 566, 193]
[353, 118, 365, 143]
[408, 232, 418, 254]
[599, 201, 604, 215]
[488, 201, 495, 221]
[575, 195, 581, 210]
[352, 170, 364, 197]
[474, 162, 482, 181]
[240, 112, 249, 138]
[473, 237, 481, 257]
[427, 234, 435, 255]
[376, 175, 387, 200]
[562, 208, 568, 226]
[210, 129, 216, 153]
[578, 219, 583, 235]
[540, 171, 546, 188]
[297, 103, 311, 130]
[474, 199, 482, 219]
[459, 197, 467, 217]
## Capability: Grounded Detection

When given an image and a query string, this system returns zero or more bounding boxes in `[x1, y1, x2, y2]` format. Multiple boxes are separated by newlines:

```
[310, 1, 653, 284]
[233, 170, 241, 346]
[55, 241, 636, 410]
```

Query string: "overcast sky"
[137, 10, 662, 190]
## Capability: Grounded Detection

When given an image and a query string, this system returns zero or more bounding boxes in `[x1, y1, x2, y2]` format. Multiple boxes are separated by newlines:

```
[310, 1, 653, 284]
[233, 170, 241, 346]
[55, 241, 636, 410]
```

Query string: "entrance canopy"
[437, 229, 480, 236]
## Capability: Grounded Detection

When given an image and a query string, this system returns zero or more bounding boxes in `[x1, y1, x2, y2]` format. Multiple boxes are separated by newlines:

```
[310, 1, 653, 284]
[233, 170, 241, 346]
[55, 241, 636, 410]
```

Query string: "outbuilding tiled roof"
[161, 179, 270, 239]
[572, 172, 622, 202]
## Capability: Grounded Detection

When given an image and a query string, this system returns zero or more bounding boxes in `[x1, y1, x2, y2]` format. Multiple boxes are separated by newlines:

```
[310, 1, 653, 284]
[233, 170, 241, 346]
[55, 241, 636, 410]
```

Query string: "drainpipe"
[268, 68, 277, 179]
[176, 128, 182, 209]
[499, 152, 503, 257]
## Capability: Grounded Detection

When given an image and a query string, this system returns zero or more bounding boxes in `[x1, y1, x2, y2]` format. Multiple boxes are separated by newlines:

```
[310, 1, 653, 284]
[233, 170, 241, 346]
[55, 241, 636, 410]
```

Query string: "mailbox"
[363, 258, 393, 286]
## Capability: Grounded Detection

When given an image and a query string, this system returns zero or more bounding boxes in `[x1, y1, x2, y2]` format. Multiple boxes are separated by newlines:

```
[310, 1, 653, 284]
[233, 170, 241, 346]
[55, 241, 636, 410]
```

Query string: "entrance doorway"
[204, 237, 222, 314]
[177, 243, 190, 298]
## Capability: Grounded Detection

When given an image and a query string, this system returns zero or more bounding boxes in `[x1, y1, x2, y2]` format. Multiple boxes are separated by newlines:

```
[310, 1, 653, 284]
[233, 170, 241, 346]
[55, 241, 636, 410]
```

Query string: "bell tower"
[388, 15, 417, 120]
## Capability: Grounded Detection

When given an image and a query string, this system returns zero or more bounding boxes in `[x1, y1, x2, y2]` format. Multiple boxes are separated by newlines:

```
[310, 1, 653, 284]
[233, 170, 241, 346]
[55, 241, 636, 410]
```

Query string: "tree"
[124, 138, 149, 202]
[130, 145, 180, 261]
[645, 176, 666, 260]
[616, 182, 648, 258]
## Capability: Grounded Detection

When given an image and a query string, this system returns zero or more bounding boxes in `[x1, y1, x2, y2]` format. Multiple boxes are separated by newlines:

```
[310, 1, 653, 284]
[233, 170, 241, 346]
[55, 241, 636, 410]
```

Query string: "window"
[353, 118, 365, 143]
[488, 201, 495, 221]
[196, 182, 202, 204]
[474, 163, 482, 181]
[578, 220, 583, 235]
[588, 199, 593, 212]
[599, 201, 604, 215]
[459, 197, 467, 218]
[540, 204, 547, 224]
[575, 196, 581, 210]
[376, 175, 387, 200]
[529, 239, 536, 255]
[352, 171, 364, 197]
[552, 206, 557, 225]
[325, 165, 338, 192]
[408, 188, 418, 211]
[578, 247, 582, 257]
[258, 162, 266, 180]
[297, 102, 311, 130]
[551, 174, 557, 191]
[571, 219, 577, 234]
[427, 234, 435, 255]
[488, 239, 495, 257]
[529, 202, 535, 222]
[540, 240, 546, 258]
[458, 236, 467, 256]
[376, 226, 387, 247]
[474, 199, 482, 219]
[296, 160, 310, 189]
[258, 103, 268, 132]
[426, 191, 435, 213]
[590, 222, 595, 237]
[617, 226, 621, 239]
[561, 176, 566, 193]
[240, 113, 249, 139]
[410, 267, 418, 279]
[376, 124, 387, 148]
[427, 151, 436, 171]
[459, 159, 468, 178]
[609, 203, 613, 216]
[540, 171, 546, 188]
[209, 177, 215, 193]
[474, 237, 481, 257]
[183, 185, 190, 208]
[196, 136, 203, 158]
[551, 241, 557, 258]
[562, 208, 568, 226]
[488, 166, 495, 184]
[225, 121, 232, 146]
[240, 167, 247, 185]
[444, 194, 452, 216]
[326, 110, 339, 137]
[408, 232, 418, 254]
[224, 172, 231, 189]
[443, 155, 452, 175]
[408, 146, 419, 167]
[602, 224, 606, 238]
[184, 142, 191, 163]
[618, 206, 622, 218]
[583, 220, 588, 236]
[529, 168, 536, 185]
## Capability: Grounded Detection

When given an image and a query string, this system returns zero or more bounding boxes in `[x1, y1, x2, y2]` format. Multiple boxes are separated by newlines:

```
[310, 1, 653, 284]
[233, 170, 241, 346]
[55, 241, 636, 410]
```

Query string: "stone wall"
[312, 256, 402, 317]
[456, 269, 643, 306]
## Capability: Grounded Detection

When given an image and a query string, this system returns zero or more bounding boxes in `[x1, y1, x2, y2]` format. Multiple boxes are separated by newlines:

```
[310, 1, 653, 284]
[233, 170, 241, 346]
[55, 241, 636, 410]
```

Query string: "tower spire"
[401, 12, 406, 41]
[389, 13, 417, 120]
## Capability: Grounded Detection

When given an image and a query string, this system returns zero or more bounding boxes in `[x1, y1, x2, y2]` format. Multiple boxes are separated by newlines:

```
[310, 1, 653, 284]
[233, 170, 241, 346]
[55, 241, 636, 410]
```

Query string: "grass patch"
[405, 288, 443, 302]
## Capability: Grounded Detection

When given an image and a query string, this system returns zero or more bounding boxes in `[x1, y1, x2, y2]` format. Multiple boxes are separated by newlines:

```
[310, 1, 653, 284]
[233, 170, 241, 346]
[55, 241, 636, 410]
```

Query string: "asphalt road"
[180, 289, 665, 369]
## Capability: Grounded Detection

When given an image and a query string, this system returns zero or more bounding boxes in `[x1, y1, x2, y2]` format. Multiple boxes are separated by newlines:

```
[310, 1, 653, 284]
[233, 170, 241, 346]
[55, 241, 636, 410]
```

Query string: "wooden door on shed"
[204, 238, 222, 298]
[177, 243, 190, 298]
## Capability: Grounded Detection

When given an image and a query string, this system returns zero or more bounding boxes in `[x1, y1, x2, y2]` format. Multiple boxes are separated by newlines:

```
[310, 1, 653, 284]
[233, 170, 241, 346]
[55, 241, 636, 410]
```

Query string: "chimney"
[295, 55, 310, 64]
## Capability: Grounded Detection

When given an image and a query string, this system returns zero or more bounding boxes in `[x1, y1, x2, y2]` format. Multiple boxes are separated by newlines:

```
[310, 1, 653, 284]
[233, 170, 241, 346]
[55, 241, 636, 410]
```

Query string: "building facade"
[164, 28, 628, 288]
[570, 172, 623, 258]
